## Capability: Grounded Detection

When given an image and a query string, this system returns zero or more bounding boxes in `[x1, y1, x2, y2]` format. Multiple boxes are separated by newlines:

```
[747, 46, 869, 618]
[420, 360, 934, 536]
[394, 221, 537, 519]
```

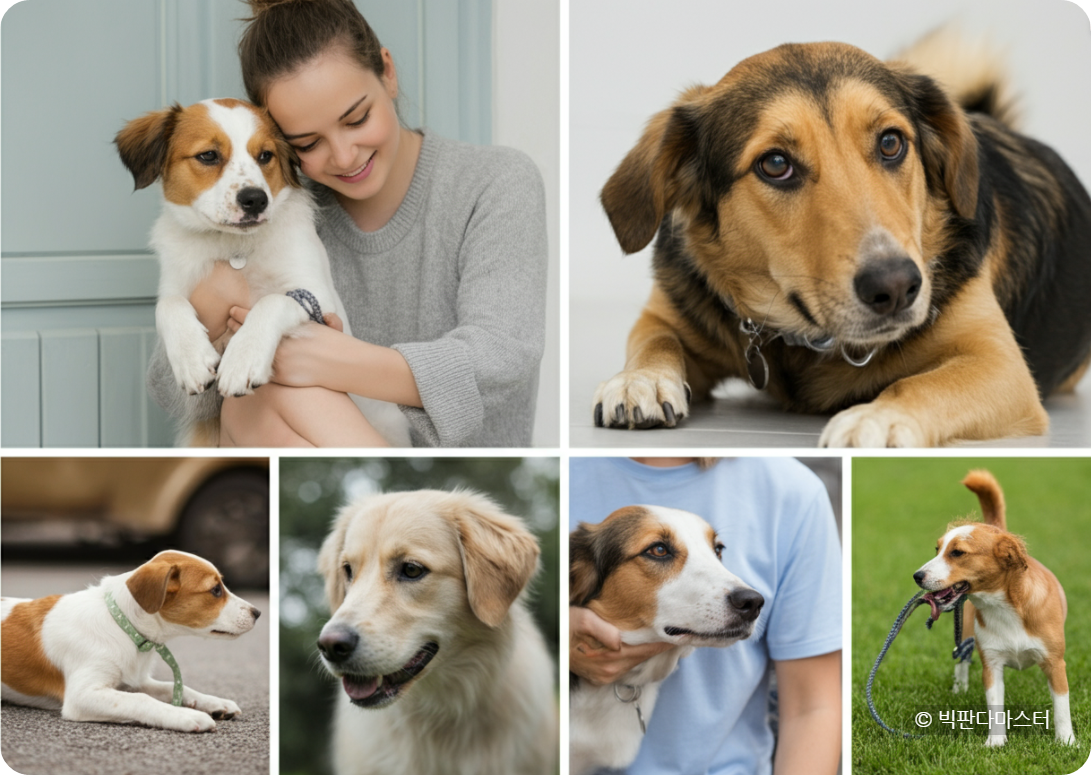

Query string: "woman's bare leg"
[220, 385, 389, 447]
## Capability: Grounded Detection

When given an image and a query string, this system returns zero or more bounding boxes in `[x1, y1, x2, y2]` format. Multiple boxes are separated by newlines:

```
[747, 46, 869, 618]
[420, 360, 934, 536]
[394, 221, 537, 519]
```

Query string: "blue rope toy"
[286, 289, 326, 325]
[866, 590, 975, 738]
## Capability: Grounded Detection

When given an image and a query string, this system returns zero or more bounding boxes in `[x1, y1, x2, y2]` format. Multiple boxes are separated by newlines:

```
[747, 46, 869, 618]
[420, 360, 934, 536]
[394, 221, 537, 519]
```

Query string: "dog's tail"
[893, 28, 1019, 129]
[962, 470, 1007, 529]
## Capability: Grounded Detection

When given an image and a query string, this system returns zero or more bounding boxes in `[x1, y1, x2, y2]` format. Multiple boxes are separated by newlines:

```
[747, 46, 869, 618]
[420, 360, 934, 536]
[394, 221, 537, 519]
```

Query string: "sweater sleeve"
[146, 336, 222, 428]
[392, 149, 548, 446]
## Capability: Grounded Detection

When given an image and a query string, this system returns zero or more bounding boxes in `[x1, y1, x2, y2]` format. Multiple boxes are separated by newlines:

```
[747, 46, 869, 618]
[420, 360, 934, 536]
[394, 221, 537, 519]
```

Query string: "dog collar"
[104, 591, 183, 706]
[740, 317, 878, 390]
[613, 683, 646, 735]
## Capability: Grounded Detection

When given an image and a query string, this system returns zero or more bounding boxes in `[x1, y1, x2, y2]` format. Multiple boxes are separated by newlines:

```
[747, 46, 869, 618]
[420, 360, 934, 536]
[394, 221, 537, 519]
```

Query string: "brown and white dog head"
[115, 98, 299, 234]
[125, 550, 261, 639]
[316, 490, 540, 709]
[571, 505, 764, 647]
[601, 41, 980, 349]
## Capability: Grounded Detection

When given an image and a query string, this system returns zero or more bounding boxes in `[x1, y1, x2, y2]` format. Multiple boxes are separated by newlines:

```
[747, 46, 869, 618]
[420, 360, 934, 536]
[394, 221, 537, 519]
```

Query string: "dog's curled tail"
[962, 469, 1007, 529]
[893, 28, 1019, 129]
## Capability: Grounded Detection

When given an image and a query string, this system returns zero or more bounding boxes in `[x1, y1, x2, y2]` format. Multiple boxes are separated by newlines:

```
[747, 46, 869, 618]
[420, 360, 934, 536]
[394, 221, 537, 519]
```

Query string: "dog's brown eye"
[950, 549, 965, 558]
[210, 583, 223, 598]
[400, 562, 429, 581]
[644, 543, 670, 559]
[757, 152, 793, 180]
[257, 150, 274, 165]
[714, 542, 725, 560]
[195, 150, 220, 165]
[343, 563, 353, 583]
[878, 130, 905, 161]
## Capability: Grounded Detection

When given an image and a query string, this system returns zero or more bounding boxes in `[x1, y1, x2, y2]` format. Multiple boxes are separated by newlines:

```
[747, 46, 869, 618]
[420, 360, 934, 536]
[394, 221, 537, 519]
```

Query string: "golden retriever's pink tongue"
[343, 675, 379, 701]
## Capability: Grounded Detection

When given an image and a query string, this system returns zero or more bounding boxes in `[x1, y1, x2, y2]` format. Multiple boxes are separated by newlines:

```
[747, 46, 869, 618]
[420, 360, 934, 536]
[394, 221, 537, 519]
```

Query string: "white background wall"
[570, 0, 1091, 305]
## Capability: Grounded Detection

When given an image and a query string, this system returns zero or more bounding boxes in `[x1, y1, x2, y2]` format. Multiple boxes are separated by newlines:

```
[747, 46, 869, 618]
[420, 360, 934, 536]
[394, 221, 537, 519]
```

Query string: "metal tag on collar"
[741, 318, 770, 390]
[613, 684, 647, 735]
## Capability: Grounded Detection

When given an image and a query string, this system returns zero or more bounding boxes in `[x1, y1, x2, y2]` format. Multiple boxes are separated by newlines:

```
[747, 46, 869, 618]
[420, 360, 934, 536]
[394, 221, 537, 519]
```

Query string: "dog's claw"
[594, 403, 604, 427]
[663, 402, 676, 426]
[683, 383, 692, 403]
[613, 403, 625, 425]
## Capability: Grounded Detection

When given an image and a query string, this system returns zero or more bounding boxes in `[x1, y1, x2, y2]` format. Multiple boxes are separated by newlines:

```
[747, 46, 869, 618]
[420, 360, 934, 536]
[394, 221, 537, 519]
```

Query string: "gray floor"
[0, 565, 270, 775]
[571, 300, 1091, 449]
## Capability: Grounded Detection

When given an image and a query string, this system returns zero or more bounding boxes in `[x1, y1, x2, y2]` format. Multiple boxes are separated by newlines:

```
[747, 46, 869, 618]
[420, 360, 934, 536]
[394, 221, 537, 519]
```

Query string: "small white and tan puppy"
[1, 550, 260, 732]
[914, 470, 1074, 747]
[115, 99, 407, 445]
[316, 490, 557, 775]
[569, 505, 764, 775]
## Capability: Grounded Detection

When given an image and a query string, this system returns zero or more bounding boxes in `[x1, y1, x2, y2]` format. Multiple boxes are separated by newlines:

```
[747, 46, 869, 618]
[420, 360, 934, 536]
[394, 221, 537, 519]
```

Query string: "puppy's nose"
[237, 187, 269, 215]
[854, 258, 921, 316]
[913, 570, 926, 586]
[727, 588, 765, 622]
[317, 624, 358, 663]
[250, 607, 262, 620]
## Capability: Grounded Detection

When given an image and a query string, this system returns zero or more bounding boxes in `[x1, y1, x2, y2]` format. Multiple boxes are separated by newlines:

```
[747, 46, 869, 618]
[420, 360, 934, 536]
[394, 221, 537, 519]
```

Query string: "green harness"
[104, 591, 184, 706]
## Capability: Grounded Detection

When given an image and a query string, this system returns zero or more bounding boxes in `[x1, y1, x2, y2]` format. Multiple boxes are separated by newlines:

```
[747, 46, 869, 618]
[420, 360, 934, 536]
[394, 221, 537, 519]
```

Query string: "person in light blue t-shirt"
[569, 457, 842, 775]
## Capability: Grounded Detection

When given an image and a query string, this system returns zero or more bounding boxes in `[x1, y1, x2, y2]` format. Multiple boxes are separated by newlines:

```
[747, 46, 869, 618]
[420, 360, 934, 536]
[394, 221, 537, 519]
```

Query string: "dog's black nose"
[854, 258, 921, 316]
[317, 625, 358, 663]
[913, 570, 926, 585]
[727, 588, 765, 622]
[237, 187, 269, 215]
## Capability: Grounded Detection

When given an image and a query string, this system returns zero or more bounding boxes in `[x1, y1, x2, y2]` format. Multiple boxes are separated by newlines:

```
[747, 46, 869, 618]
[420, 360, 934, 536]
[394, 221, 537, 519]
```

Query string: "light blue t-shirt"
[569, 457, 842, 775]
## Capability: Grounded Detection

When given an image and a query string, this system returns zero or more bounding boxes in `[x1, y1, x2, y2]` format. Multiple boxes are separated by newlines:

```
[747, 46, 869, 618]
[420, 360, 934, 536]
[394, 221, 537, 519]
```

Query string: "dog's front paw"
[1057, 730, 1076, 745]
[216, 332, 277, 397]
[166, 706, 217, 733]
[169, 339, 221, 395]
[984, 733, 1007, 748]
[593, 370, 690, 429]
[191, 696, 241, 720]
[819, 403, 929, 447]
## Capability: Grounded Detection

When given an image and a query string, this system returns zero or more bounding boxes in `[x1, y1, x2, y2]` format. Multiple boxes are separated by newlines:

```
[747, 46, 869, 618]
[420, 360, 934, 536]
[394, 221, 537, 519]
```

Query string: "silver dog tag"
[229, 255, 247, 269]
[745, 342, 769, 390]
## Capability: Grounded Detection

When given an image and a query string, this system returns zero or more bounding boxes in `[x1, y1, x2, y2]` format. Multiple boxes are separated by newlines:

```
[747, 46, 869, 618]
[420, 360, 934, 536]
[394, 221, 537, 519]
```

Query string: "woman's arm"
[772, 651, 842, 775]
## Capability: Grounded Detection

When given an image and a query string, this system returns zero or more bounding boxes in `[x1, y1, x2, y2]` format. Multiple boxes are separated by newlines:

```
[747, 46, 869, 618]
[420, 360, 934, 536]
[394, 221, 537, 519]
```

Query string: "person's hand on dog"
[226, 305, 344, 388]
[190, 260, 251, 341]
[570, 606, 675, 686]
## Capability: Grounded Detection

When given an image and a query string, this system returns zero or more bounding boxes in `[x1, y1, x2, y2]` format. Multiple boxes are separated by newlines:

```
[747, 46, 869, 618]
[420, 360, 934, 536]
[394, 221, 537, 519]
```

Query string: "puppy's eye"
[257, 150, 274, 165]
[399, 562, 429, 581]
[644, 543, 671, 559]
[210, 583, 223, 598]
[949, 549, 965, 558]
[195, 150, 220, 165]
[756, 152, 794, 182]
[343, 563, 353, 583]
[878, 130, 906, 163]
[714, 542, 725, 560]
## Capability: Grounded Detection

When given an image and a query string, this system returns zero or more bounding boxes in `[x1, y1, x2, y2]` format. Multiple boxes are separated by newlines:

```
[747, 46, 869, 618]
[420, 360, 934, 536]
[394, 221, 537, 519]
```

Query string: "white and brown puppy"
[914, 471, 1074, 747]
[316, 490, 557, 775]
[569, 505, 764, 775]
[115, 99, 407, 445]
[1, 550, 260, 732]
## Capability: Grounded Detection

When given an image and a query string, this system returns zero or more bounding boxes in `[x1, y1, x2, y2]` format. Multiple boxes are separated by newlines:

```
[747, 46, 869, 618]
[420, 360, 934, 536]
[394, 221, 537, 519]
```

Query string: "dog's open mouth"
[341, 642, 439, 708]
[922, 581, 970, 619]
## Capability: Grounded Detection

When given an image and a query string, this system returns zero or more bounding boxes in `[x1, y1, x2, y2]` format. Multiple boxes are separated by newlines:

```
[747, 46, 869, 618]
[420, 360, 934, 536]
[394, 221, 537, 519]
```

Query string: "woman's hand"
[569, 606, 675, 686]
[190, 261, 251, 341]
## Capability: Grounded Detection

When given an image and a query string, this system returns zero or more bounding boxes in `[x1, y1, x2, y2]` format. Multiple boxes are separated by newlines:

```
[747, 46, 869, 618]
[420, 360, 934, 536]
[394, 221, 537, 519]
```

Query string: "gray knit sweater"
[147, 131, 548, 447]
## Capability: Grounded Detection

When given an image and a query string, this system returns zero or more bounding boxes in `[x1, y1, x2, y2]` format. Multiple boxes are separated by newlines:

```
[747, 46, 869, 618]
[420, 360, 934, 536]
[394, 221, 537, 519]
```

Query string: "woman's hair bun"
[245, 0, 314, 17]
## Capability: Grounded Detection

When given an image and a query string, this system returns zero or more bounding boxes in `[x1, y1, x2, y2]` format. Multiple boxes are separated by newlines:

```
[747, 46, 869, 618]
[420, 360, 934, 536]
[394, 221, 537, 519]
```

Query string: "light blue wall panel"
[1, 331, 41, 447]
[100, 326, 170, 447]
[40, 330, 99, 446]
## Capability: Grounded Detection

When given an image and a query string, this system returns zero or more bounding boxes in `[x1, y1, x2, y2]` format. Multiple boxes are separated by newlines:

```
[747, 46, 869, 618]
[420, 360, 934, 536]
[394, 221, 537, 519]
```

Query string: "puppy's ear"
[127, 556, 182, 613]
[994, 533, 1029, 573]
[453, 494, 540, 628]
[569, 523, 602, 606]
[895, 70, 979, 218]
[318, 506, 355, 612]
[600, 85, 710, 254]
[115, 104, 184, 190]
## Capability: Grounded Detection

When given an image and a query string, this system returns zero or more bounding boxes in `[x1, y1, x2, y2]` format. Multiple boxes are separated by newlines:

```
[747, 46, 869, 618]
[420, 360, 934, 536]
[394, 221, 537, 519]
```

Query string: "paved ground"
[0, 563, 269, 775]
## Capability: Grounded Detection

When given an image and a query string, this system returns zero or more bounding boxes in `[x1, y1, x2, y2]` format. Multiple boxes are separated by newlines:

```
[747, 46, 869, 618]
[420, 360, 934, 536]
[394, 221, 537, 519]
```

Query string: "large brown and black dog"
[592, 35, 1091, 446]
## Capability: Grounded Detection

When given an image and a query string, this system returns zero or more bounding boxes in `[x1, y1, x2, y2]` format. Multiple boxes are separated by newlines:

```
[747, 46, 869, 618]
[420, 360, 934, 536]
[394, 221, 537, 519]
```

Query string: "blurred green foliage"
[279, 457, 559, 775]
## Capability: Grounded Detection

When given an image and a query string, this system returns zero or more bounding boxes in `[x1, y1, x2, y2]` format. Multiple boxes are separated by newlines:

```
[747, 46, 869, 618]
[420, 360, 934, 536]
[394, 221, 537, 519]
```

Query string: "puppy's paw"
[593, 370, 690, 429]
[1057, 731, 1076, 745]
[166, 706, 217, 733]
[984, 733, 1007, 748]
[819, 404, 929, 447]
[193, 696, 241, 720]
[216, 332, 276, 397]
[169, 339, 221, 395]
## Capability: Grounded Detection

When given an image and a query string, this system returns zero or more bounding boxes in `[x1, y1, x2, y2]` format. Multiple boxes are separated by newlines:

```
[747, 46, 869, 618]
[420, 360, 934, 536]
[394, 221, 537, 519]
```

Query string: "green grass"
[852, 458, 1091, 775]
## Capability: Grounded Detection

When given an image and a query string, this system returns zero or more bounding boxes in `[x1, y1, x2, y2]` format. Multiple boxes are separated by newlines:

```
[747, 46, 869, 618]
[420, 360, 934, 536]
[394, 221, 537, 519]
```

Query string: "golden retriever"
[316, 490, 557, 774]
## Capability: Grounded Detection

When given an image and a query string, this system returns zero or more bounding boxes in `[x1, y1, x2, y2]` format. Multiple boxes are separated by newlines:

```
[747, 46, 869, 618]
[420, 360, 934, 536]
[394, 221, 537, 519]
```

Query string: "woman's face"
[266, 47, 401, 202]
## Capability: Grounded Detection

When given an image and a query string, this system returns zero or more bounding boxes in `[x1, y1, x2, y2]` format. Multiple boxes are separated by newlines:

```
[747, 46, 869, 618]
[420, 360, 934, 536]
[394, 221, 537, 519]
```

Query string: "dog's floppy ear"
[126, 555, 182, 613]
[317, 505, 355, 611]
[453, 494, 540, 628]
[994, 533, 1029, 573]
[600, 85, 710, 254]
[569, 523, 602, 607]
[114, 104, 184, 190]
[896, 70, 980, 219]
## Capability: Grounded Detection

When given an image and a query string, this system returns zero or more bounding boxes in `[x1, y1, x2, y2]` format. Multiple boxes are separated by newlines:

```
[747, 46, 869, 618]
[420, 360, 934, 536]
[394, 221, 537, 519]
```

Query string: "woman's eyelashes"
[290, 109, 371, 155]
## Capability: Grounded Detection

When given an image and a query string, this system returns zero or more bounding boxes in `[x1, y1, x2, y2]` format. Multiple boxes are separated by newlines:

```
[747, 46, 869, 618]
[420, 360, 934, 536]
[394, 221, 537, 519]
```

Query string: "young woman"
[148, 0, 548, 447]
